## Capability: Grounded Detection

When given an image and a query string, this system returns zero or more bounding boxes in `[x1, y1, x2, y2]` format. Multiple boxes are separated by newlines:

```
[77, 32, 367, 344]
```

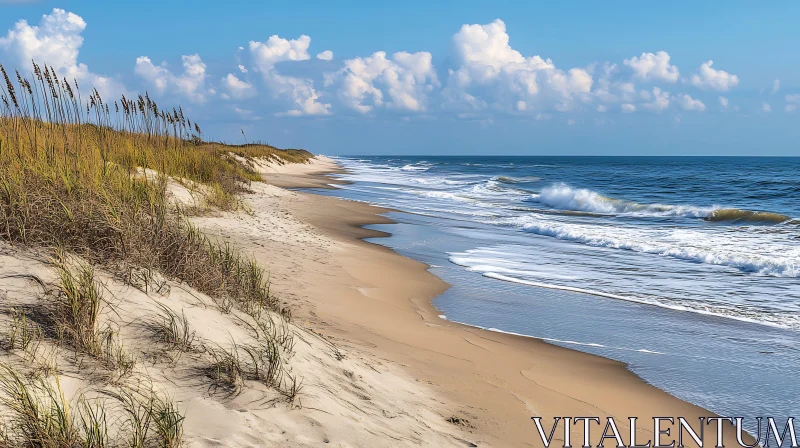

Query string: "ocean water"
[311, 156, 800, 431]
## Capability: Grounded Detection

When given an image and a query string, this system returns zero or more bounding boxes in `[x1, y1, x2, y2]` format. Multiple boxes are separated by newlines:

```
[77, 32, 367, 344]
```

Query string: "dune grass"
[206, 336, 286, 397]
[0, 61, 308, 444]
[0, 363, 184, 448]
[149, 303, 196, 353]
[0, 61, 304, 319]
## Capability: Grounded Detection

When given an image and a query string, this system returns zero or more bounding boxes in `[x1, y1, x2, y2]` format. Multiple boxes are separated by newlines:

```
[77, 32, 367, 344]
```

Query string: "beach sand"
[0, 155, 743, 447]
[193, 156, 744, 447]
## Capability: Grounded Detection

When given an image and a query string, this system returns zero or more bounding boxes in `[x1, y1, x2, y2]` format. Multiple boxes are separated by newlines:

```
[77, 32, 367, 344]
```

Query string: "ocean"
[312, 156, 800, 430]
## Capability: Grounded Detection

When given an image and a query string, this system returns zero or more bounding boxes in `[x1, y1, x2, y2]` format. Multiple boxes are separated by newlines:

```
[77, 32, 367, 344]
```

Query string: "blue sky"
[1, 0, 799, 155]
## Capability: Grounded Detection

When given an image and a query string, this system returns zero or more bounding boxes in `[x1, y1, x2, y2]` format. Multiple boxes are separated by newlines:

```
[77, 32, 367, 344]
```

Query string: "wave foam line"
[513, 218, 799, 277]
[483, 272, 793, 329]
[444, 317, 666, 355]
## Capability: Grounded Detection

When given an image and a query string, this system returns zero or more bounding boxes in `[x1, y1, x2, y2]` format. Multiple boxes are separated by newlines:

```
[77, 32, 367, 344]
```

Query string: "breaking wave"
[509, 216, 800, 277]
[528, 183, 790, 222]
[400, 163, 431, 171]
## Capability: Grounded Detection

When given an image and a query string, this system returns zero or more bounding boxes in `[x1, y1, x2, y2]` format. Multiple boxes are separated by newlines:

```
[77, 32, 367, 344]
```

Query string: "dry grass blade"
[152, 394, 184, 448]
[51, 255, 104, 355]
[0, 364, 79, 447]
[7, 308, 43, 356]
[0, 362, 186, 448]
[79, 399, 109, 448]
[149, 302, 195, 352]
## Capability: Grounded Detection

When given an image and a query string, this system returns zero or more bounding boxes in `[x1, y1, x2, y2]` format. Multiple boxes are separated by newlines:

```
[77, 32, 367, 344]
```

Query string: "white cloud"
[220, 73, 256, 100]
[135, 54, 212, 103]
[762, 102, 771, 113]
[641, 87, 670, 112]
[677, 93, 705, 111]
[238, 64, 248, 73]
[247, 34, 330, 116]
[596, 104, 608, 112]
[316, 50, 334, 61]
[249, 34, 311, 70]
[331, 50, 438, 113]
[786, 94, 800, 113]
[0, 8, 126, 99]
[446, 19, 592, 113]
[689, 60, 739, 91]
[623, 51, 679, 83]
[719, 96, 729, 109]
[771, 79, 780, 94]
[621, 103, 636, 113]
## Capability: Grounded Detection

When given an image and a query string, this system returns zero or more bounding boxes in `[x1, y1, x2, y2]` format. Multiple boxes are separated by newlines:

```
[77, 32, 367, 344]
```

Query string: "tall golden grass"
[0, 61, 308, 319]
[0, 61, 312, 446]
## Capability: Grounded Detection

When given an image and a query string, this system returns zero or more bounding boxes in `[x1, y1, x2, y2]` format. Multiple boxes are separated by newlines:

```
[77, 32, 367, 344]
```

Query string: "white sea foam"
[450, 255, 799, 329]
[528, 183, 717, 218]
[448, 321, 666, 355]
[400, 163, 431, 171]
[507, 215, 800, 277]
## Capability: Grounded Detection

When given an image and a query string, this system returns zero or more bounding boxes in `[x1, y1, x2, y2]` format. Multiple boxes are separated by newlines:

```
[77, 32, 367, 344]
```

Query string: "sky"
[0, 0, 799, 156]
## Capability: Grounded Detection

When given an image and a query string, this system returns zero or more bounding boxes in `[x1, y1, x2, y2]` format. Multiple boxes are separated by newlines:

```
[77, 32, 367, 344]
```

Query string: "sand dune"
[0, 155, 742, 447]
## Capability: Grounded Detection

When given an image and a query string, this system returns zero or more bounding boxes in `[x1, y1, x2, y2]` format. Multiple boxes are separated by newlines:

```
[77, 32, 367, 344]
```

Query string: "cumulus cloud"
[689, 60, 739, 91]
[677, 93, 705, 111]
[135, 54, 213, 103]
[623, 51, 679, 83]
[247, 34, 330, 116]
[316, 50, 333, 61]
[641, 87, 671, 112]
[446, 19, 592, 113]
[621, 103, 636, 113]
[719, 96, 729, 109]
[591, 64, 658, 112]
[762, 102, 771, 113]
[250, 34, 312, 69]
[220, 73, 256, 100]
[0, 8, 126, 98]
[329, 50, 438, 113]
[786, 94, 799, 113]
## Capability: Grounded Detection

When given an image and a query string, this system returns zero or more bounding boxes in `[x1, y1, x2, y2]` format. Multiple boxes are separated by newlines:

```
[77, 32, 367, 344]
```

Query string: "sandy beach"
[0, 154, 745, 447]
[193, 156, 744, 446]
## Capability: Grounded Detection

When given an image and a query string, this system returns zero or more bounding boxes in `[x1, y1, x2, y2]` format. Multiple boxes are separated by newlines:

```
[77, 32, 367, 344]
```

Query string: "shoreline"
[255, 156, 744, 447]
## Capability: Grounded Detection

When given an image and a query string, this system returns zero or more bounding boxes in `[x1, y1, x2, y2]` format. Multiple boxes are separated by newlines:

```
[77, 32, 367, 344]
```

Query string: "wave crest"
[705, 209, 790, 224]
[529, 183, 789, 222]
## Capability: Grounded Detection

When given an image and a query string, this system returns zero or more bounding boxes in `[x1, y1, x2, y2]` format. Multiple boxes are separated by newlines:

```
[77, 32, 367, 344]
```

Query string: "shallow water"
[311, 156, 800, 430]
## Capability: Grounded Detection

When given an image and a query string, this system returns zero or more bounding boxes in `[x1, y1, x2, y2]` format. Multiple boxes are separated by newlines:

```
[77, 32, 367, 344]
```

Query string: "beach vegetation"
[0, 61, 308, 321]
[0, 59, 308, 444]
[0, 363, 185, 448]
